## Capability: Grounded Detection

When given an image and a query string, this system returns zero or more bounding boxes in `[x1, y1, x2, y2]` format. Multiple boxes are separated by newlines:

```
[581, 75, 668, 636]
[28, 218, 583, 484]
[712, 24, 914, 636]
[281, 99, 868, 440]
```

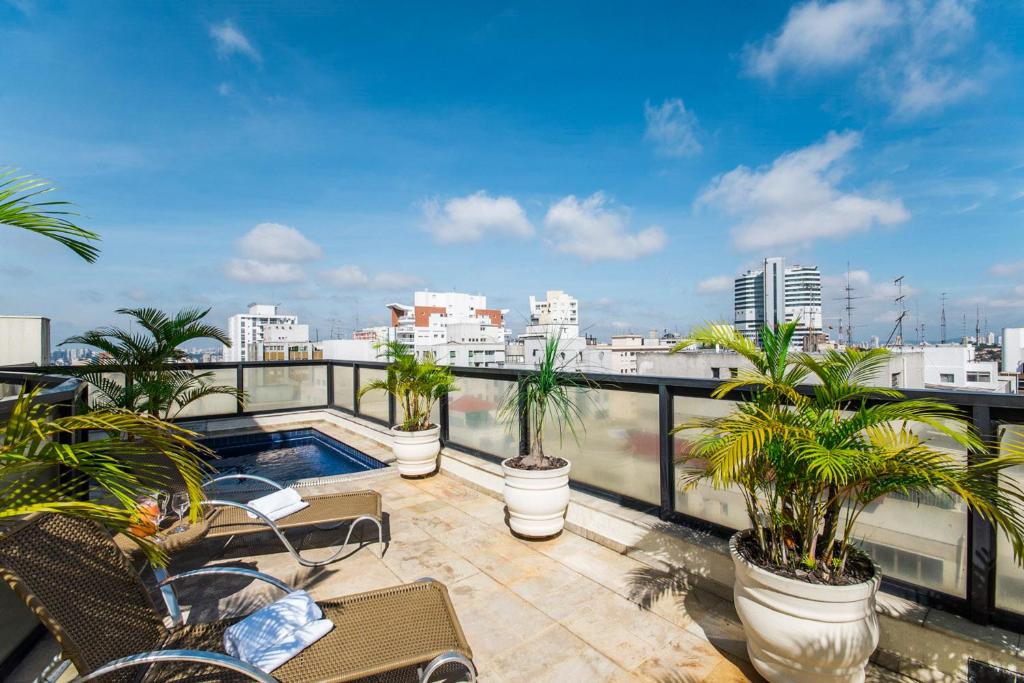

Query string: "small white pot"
[500, 458, 571, 538]
[730, 532, 880, 683]
[390, 425, 440, 477]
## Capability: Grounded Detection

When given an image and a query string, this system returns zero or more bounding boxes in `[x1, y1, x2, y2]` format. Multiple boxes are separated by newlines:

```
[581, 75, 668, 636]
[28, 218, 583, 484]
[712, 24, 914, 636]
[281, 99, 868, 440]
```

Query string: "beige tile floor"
[8, 466, 913, 682]
[156, 472, 909, 683]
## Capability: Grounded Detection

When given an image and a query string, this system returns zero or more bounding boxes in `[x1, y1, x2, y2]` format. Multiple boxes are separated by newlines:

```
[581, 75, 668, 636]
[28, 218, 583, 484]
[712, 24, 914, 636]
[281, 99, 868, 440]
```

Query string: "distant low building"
[0, 315, 50, 367]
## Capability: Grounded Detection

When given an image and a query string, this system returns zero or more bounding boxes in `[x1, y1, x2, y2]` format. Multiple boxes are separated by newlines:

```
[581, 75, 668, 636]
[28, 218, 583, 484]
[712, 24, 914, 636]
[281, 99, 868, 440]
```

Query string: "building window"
[711, 367, 721, 379]
[940, 373, 955, 383]
[891, 372, 901, 388]
[449, 350, 456, 359]
[966, 371, 991, 383]
[729, 367, 739, 378]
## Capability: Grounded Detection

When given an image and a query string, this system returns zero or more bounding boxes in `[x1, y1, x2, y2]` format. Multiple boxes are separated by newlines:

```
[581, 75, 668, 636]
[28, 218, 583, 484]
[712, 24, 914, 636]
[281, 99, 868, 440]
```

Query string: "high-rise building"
[386, 291, 508, 367]
[226, 304, 302, 362]
[734, 257, 822, 348]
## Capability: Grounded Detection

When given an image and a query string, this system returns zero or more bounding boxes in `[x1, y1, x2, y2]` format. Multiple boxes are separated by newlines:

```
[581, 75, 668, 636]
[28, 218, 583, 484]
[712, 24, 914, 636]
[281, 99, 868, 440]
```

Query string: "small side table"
[114, 518, 210, 625]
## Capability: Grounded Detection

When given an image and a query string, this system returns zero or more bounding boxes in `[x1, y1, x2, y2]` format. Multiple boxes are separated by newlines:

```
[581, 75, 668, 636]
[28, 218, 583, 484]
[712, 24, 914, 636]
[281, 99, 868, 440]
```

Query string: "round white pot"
[390, 425, 440, 477]
[730, 532, 881, 683]
[500, 458, 571, 538]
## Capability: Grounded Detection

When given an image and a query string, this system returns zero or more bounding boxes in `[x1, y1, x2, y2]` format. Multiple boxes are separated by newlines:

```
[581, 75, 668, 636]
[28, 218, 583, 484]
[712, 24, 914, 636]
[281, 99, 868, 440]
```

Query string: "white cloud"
[696, 275, 733, 295]
[644, 98, 702, 157]
[746, 0, 899, 79]
[224, 259, 304, 284]
[210, 20, 261, 62]
[544, 193, 666, 261]
[991, 261, 1024, 277]
[698, 131, 909, 250]
[224, 223, 321, 284]
[237, 223, 322, 263]
[322, 266, 423, 291]
[422, 191, 533, 243]
[217, 82, 233, 96]
[747, 0, 984, 117]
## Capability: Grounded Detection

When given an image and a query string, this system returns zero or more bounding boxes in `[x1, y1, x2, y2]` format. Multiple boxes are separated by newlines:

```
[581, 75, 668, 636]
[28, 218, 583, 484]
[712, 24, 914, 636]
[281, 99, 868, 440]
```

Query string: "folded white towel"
[224, 590, 332, 672]
[243, 618, 334, 673]
[246, 487, 309, 521]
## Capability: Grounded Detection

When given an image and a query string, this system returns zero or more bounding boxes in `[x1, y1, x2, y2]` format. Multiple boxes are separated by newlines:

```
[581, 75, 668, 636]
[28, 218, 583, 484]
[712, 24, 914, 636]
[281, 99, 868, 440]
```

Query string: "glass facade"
[242, 365, 326, 412]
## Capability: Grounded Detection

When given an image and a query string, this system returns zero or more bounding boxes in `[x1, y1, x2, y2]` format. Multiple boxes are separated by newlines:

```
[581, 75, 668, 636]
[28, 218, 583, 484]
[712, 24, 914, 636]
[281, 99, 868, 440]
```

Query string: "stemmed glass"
[151, 491, 169, 541]
[170, 491, 190, 533]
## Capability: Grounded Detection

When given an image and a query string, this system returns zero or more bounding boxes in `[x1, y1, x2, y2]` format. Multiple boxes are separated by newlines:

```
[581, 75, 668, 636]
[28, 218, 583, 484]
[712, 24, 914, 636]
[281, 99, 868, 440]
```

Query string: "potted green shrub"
[358, 341, 457, 477]
[497, 335, 592, 538]
[672, 322, 1024, 683]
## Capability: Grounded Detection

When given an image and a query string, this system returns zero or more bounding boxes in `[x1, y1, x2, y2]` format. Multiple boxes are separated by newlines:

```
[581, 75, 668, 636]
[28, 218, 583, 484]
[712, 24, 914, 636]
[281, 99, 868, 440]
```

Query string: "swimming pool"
[200, 428, 387, 485]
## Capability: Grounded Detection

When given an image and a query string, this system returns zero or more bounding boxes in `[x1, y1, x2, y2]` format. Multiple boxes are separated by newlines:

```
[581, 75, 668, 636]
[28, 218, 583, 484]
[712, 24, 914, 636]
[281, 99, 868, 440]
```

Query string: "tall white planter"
[500, 458, 571, 538]
[730, 533, 880, 683]
[390, 425, 440, 477]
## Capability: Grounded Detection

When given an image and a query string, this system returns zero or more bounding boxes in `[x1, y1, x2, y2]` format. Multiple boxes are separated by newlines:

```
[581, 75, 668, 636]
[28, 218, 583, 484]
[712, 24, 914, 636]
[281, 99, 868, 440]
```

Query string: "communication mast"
[833, 264, 863, 346]
[885, 275, 906, 348]
[940, 293, 948, 344]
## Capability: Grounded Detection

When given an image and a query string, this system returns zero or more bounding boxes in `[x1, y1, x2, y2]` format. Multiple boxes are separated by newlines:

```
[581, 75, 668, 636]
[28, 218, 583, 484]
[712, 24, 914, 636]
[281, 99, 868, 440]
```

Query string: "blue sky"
[1, 0, 1022, 344]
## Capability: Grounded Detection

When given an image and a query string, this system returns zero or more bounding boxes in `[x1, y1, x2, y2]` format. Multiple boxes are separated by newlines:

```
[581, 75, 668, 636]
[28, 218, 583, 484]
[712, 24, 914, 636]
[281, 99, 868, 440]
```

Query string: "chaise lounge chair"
[0, 513, 476, 683]
[201, 474, 385, 566]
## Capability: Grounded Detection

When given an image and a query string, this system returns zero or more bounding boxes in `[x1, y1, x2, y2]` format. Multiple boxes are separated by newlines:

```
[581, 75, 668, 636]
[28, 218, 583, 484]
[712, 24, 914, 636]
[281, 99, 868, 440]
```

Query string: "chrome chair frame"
[200, 474, 385, 567]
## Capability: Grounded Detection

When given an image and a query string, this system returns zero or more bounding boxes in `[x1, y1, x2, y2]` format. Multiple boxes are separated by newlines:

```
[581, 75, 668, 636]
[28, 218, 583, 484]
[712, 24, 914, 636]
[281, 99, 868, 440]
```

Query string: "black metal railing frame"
[10, 359, 1024, 632]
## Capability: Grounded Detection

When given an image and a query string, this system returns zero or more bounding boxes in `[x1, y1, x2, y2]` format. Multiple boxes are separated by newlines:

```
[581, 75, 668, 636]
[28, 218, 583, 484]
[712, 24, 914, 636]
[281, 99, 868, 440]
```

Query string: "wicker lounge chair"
[201, 474, 385, 567]
[0, 513, 476, 683]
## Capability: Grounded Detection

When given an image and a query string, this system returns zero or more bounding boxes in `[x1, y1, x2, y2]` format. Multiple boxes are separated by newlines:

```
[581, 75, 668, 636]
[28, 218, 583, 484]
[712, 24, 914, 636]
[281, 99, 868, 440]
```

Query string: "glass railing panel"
[242, 365, 326, 412]
[446, 376, 517, 459]
[356, 368, 390, 422]
[86, 372, 125, 409]
[673, 396, 750, 529]
[672, 395, 969, 596]
[175, 368, 238, 418]
[852, 419, 969, 597]
[996, 424, 1024, 613]
[333, 365, 354, 410]
[541, 387, 660, 505]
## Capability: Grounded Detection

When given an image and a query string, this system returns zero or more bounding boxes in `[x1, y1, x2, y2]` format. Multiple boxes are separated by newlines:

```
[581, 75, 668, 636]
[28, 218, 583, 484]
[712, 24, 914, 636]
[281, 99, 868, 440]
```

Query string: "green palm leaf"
[0, 168, 100, 262]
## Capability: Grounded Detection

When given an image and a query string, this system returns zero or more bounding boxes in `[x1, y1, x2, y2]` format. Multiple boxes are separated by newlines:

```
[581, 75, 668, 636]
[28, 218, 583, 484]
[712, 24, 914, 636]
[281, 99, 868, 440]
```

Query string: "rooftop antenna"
[975, 306, 981, 343]
[962, 313, 967, 342]
[940, 293, 948, 344]
[885, 275, 906, 347]
[833, 263, 863, 346]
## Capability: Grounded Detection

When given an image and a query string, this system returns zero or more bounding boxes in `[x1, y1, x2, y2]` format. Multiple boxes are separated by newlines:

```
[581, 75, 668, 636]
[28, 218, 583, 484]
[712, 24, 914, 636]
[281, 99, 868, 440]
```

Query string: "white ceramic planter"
[730, 532, 881, 683]
[390, 425, 440, 477]
[500, 458, 571, 538]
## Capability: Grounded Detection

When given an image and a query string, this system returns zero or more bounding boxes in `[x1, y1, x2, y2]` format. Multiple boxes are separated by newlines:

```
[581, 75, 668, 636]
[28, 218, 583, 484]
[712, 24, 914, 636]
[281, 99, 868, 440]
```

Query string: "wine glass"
[171, 492, 190, 533]
[152, 491, 169, 536]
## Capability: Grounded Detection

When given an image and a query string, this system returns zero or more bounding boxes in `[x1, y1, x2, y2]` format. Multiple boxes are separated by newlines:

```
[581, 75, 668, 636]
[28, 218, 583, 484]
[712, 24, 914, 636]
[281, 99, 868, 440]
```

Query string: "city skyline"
[1, 1, 1022, 343]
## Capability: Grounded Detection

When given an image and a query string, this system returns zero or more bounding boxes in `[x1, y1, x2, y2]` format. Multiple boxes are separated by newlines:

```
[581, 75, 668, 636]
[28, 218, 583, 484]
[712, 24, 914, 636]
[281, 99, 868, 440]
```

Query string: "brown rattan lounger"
[0, 514, 476, 683]
[201, 475, 385, 566]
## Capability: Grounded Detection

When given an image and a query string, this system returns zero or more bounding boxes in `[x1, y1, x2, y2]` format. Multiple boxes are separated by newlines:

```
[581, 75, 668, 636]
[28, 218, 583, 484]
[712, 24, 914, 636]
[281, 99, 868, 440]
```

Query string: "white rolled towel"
[224, 590, 333, 672]
[246, 487, 309, 521]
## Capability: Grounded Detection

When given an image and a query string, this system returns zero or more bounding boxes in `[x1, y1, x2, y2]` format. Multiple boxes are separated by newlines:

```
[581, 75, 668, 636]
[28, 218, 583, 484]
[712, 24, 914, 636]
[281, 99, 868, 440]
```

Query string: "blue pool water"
[201, 429, 386, 484]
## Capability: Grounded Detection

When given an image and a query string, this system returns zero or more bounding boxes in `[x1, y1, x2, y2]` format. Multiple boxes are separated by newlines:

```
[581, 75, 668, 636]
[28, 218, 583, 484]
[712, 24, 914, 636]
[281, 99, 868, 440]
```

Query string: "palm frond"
[0, 168, 100, 262]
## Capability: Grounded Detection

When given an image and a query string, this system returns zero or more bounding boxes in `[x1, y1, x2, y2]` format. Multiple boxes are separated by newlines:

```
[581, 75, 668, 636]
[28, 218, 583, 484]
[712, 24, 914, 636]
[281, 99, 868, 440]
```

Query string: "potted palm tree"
[358, 342, 457, 477]
[672, 322, 1024, 683]
[497, 335, 592, 539]
[1, 388, 211, 563]
[61, 307, 244, 419]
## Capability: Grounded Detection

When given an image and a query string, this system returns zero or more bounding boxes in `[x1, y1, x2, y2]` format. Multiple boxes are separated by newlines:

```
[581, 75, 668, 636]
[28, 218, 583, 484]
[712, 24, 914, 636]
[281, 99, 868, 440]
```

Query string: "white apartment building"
[514, 291, 586, 369]
[386, 291, 508, 367]
[225, 304, 301, 362]
[0, 315, 50, 367]
[735, 257, 822, 349]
